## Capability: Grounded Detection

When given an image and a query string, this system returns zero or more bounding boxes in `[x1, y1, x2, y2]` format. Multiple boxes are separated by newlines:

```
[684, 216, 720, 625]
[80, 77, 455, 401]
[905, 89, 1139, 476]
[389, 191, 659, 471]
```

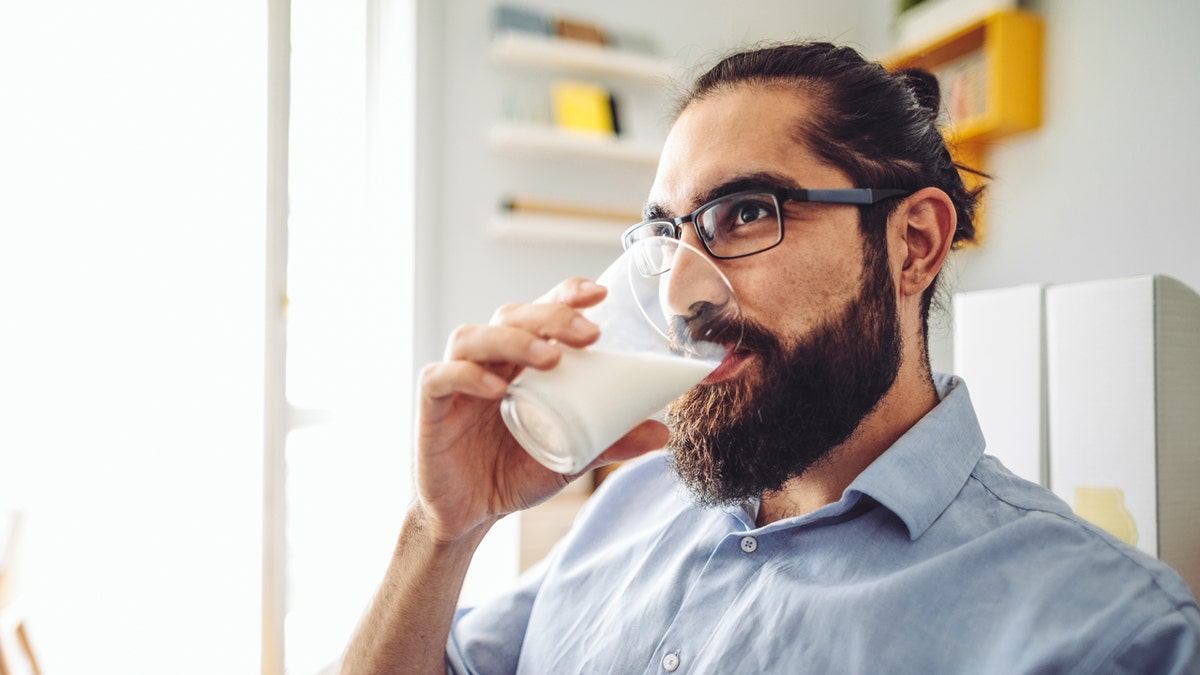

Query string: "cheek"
[727, 241, 864, 334]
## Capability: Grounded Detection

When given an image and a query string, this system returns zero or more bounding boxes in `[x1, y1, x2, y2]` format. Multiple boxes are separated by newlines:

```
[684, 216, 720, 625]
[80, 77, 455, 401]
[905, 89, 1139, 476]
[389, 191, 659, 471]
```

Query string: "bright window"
[282, 0, 414, 672]
[0, 2, 265, 673]
[0, 1, 414, 673]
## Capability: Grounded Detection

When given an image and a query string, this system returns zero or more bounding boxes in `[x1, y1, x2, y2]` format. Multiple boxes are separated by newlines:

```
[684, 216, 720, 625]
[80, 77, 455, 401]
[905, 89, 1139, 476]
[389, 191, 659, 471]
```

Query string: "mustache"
[722, 315, 783, 359]
[669, 299, 744, 351]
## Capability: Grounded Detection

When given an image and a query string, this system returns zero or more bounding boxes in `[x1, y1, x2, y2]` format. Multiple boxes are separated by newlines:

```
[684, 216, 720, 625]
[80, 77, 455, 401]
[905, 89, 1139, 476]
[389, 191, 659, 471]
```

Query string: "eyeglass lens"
[696, 192, 782, 258]
[623, 191, 786, 265]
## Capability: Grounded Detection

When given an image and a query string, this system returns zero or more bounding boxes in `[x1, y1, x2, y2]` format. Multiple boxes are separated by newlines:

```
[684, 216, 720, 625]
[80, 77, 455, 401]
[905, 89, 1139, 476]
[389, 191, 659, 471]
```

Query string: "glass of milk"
[501, 238, 742, 474]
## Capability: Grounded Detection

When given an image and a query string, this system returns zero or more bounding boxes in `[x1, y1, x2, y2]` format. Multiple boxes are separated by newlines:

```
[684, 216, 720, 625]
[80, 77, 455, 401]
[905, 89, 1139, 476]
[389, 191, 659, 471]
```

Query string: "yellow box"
[551, 80, 615, 135]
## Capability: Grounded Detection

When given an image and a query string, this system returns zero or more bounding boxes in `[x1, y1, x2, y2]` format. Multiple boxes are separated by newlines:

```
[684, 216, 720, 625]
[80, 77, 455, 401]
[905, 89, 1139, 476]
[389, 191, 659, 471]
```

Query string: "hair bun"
[898, 67, 941, 121]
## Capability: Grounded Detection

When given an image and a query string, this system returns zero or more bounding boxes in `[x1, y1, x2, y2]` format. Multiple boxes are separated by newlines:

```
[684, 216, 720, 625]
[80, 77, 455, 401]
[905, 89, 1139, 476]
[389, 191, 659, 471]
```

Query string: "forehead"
[648, 85, 850, 214]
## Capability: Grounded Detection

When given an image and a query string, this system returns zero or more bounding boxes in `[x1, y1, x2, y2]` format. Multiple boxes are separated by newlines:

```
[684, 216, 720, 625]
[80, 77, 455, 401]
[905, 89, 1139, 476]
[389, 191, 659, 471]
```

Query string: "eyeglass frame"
[621, 187, 912, 260]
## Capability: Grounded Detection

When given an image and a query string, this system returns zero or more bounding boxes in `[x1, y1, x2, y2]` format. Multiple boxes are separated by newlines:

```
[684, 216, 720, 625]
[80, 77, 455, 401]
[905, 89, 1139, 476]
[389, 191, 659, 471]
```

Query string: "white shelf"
[488, 30, 666, 248]
[488, 122, 660, 165]
[489, 31, 675, 83]
[489, 213, 626, 247]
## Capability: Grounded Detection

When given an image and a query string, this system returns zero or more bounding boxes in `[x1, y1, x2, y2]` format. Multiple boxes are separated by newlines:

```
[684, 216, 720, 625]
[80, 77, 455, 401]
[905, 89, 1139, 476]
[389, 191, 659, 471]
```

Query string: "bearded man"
[340, 42, 1200, 674]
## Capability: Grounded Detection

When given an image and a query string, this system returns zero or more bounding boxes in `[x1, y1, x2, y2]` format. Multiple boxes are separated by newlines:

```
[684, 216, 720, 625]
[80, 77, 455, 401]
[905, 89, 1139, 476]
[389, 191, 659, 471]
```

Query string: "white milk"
[502, 346, 717, 474]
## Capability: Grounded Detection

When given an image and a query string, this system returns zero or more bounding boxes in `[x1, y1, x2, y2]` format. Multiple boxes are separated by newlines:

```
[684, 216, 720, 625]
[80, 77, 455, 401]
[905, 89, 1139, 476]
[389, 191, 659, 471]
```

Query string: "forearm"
[340, 502, 495, 675]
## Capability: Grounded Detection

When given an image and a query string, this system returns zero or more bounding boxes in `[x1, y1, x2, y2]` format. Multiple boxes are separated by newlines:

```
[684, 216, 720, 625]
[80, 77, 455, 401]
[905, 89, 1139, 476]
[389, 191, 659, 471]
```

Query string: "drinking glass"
[501, 237, 742, 474]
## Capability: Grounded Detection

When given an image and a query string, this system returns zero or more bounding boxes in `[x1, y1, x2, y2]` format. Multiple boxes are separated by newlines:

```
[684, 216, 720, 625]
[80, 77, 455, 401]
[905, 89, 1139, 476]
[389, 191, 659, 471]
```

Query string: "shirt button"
[740, 535, 758, 553]
[662, 652, 680, 672]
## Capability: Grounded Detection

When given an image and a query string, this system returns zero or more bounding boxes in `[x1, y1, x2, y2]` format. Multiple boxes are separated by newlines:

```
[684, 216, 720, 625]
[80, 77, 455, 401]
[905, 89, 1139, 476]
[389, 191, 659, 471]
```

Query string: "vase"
[1073, 486, 1139, 546]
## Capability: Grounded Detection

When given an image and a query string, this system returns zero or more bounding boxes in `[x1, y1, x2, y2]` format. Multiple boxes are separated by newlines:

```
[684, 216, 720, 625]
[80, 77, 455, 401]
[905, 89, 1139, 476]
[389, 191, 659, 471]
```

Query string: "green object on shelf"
[897, 0, 932, 13]
[493, 4, 549, 36]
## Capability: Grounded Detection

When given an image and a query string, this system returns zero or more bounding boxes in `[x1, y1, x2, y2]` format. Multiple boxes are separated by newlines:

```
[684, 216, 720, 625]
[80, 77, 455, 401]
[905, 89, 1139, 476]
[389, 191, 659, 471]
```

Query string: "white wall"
[936, 0, 1200, 368]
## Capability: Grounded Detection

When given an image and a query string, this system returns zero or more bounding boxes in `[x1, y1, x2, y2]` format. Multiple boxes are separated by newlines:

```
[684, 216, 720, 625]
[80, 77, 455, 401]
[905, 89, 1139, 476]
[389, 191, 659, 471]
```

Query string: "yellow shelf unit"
[885, 9, 1043, 150]
[883, 9, 1043, 239]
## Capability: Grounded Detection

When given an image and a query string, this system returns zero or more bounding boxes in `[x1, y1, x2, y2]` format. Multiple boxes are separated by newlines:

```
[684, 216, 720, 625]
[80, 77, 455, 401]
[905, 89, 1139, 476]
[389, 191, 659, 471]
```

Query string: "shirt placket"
[643, 527, 775, 674]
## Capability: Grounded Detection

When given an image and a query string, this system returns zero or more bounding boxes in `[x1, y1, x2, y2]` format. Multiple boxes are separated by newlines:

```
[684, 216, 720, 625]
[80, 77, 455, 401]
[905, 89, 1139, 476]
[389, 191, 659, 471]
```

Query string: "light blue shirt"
[448, 375, 1200, 673]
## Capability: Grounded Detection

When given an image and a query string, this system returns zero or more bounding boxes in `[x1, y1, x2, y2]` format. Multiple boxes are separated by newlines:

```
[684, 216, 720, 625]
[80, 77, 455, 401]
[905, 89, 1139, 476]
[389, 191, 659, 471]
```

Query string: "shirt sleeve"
[444, 454, 670, 674]
[445, 555, 550, 675]
[1107, 603, 1200, 674]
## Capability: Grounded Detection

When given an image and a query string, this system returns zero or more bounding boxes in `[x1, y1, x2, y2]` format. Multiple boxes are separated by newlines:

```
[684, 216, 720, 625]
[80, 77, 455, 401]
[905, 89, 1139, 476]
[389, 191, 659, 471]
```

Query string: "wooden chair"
[0, 512, 41, 675]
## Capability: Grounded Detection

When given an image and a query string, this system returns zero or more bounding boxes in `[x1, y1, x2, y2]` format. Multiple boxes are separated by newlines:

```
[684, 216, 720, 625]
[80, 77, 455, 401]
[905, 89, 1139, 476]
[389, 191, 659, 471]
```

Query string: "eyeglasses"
[621, 187, 911, 262]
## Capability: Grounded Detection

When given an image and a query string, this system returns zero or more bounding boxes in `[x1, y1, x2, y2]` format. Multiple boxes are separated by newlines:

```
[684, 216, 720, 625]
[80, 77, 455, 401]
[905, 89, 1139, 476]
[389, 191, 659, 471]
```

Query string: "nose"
[676, 219, 706, 250]
[662, 241, 739, 346]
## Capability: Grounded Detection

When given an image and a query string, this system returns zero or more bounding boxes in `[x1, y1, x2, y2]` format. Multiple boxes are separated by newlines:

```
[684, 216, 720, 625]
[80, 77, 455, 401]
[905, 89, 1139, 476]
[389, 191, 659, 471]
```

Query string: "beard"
[665, 247, 902, 508]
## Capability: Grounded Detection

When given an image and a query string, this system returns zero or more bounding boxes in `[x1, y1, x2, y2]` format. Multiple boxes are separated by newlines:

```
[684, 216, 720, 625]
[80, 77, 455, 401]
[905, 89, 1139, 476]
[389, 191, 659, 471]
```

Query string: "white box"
[953, 284, 1047, 486]
[1045, 275, 1200, 594]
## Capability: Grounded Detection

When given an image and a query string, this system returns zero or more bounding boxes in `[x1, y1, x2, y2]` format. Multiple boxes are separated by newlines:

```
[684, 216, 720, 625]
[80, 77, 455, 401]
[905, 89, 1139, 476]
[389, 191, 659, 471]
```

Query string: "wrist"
[405, 499, 499, 553]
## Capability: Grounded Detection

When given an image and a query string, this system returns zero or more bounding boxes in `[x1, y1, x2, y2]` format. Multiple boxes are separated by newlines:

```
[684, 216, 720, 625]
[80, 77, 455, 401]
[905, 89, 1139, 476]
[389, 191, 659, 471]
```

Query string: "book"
[492, 5, 549, 36]
[501, 194, 640, 223]
[551, 80, 616, 136]
[552, 17, 606, 45]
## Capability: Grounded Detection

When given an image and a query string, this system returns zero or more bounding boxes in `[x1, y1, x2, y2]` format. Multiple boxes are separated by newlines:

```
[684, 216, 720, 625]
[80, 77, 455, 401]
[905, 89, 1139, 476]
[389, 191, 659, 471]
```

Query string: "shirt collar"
[841, 373, 986, 541]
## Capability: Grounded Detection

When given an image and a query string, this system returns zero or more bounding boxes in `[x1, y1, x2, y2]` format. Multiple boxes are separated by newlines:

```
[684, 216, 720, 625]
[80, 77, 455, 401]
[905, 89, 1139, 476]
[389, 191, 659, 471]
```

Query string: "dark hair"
[678, 42, 983, 345]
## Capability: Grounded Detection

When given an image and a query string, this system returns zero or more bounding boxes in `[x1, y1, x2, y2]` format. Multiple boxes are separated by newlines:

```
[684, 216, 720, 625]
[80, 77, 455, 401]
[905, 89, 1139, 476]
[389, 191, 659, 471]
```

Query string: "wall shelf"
[488, 121, 661, 165]
[884, 9, 1043, 150]
[489, 31, 674, 83]
[489, 213, 627, 247]
[883, 9, 1043, 238]
[488, 29, 667, 248]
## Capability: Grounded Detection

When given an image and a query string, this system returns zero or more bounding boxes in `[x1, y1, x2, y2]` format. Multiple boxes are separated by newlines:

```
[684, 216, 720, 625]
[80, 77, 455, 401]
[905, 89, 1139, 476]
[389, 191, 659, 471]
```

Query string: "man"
[341, 42, 1200, 673]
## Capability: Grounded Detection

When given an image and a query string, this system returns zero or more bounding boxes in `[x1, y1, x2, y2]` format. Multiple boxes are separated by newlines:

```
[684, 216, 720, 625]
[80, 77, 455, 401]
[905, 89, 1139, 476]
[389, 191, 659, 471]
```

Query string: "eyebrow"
[642, 171, 801, 221]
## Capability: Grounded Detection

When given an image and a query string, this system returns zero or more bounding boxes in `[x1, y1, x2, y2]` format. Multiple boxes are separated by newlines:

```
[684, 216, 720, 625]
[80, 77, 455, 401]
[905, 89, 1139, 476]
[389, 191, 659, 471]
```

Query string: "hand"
[414, 277, 669, 543]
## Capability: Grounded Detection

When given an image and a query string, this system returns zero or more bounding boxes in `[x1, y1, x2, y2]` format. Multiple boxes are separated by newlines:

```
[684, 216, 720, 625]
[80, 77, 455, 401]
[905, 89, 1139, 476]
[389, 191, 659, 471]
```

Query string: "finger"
[488, 301, 601, 348]
[445, 323, 566, 370]
[534, 277, 608, 308]
[420, 360, 509, 401]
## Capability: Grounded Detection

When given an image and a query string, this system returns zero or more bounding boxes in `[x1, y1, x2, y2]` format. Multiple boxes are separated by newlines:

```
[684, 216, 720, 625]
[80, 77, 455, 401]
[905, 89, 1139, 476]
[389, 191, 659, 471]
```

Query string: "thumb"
[591, 419, 669, 468]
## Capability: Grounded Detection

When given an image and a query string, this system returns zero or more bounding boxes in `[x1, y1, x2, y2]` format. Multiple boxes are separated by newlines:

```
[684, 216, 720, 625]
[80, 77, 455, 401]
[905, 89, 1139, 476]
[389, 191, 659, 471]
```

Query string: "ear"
[894, 187, 956, 300]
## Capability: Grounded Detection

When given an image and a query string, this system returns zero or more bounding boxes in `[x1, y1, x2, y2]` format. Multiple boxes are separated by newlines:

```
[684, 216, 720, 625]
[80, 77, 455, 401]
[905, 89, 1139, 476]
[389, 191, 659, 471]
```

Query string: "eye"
[708, 194, 777, 235]
[732, 200, 772, 226]
[652, 222, 678, 238]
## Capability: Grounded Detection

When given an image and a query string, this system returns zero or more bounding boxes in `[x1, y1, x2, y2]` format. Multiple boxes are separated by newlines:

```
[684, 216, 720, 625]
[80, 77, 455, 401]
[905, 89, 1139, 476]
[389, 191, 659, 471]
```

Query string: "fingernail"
[481, 372, 507, 393]
[579, 280, 601, 292]
[529, 340, 558, 362]
[570, 316, 598, 336]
